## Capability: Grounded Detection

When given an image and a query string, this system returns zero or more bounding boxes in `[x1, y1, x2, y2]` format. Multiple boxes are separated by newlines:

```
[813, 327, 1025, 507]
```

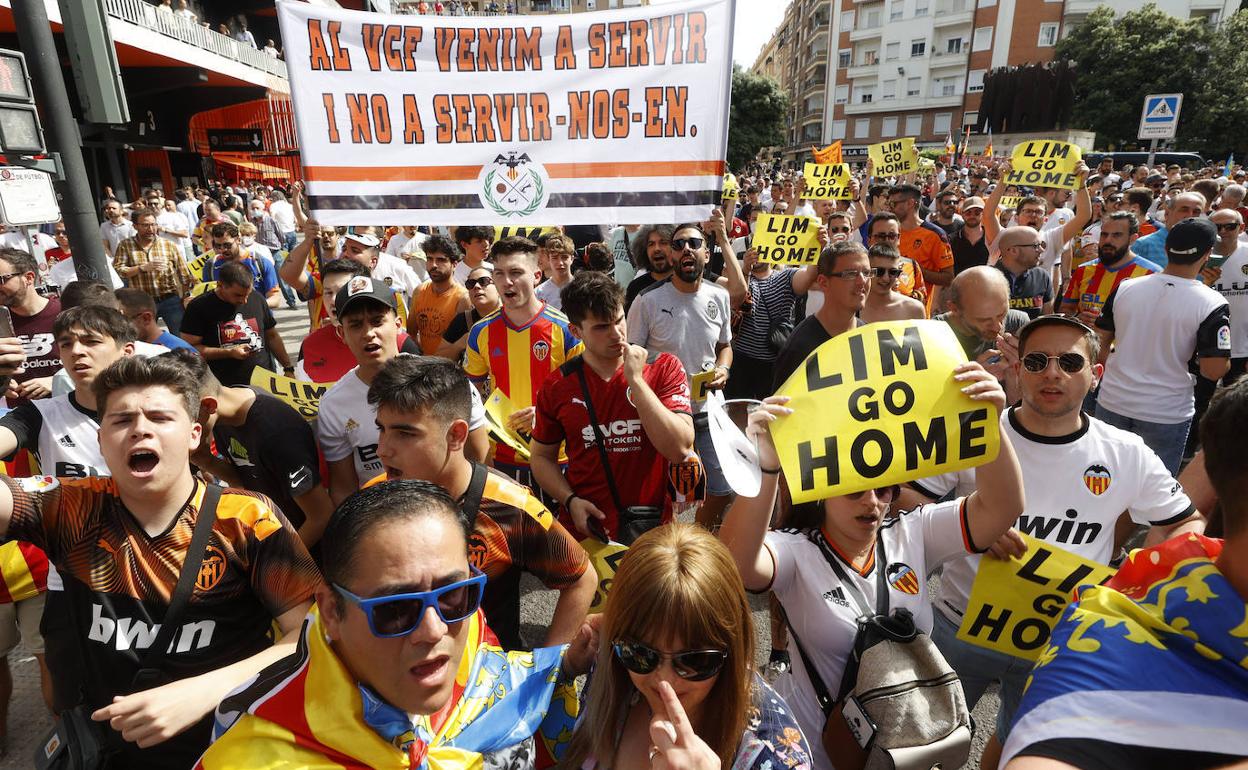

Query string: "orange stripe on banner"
[303, 160, 724, 183]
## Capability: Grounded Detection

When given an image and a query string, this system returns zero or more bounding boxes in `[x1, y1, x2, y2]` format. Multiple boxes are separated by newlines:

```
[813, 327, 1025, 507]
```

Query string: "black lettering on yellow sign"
[1005, 140, 1082, 191]
[752, 214, 821, 265]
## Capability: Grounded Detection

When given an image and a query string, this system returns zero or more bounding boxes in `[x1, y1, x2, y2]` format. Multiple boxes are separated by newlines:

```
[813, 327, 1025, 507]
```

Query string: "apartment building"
[756, 0, 1240, 164]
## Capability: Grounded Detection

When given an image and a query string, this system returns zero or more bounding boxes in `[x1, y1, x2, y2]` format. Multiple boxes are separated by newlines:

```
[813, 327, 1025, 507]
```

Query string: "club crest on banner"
[479, 151, 550, 218]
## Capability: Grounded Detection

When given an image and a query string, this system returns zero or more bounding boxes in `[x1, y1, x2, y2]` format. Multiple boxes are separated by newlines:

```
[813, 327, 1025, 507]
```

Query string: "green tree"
[1056, 4, 1214, 151]
[726, 65, 788, 170]
[1188, 11, 1248, 157]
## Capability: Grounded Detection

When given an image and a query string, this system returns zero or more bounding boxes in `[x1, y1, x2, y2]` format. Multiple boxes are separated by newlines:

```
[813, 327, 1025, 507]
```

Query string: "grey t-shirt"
[627, 278, 732, 412]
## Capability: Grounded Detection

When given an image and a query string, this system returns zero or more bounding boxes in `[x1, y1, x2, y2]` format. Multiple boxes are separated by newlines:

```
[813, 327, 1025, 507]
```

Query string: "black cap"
[1144, 173, 1167, 186]
[1017, 314, 1098, 354]
[334, 275, 396, 318]
[1166, 217, 1217, 258]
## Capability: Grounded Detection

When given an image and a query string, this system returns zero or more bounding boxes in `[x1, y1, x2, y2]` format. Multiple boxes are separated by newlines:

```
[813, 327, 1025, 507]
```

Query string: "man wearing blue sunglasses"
[200, 479, 595, 769]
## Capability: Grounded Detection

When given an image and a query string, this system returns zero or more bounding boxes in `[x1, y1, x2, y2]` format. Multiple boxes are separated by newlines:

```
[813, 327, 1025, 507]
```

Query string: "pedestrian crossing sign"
[1138, 93, 1182, 139]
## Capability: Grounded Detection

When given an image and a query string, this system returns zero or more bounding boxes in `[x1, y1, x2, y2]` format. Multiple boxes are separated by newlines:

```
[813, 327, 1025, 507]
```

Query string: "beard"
[1097, 243, 1128, 265]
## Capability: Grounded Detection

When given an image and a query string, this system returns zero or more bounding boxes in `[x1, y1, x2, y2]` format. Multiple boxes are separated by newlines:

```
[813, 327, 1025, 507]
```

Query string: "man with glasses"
[865, 212, 927, 307]
[1131, 191, 1207, 268]
[1060, 212, 1159, 325]
[627, 223, 733, 527]
[994, 226, 1055, 319]
[1202, 210, 1248, 386]
[950, 196, 990, 274]
[985, 163, 1092, 290]
[889, 184, 954, 311]
[927, 189, 963, 237]
[906, 314, 1203, 766]
[1095, 218, 1231, 475]
[203, 222, 282, 310]
[370, 355, 593, 650]
[113, 210, 194, 336]
[861, 244, 925, 323]
[197, 480, 586, 768]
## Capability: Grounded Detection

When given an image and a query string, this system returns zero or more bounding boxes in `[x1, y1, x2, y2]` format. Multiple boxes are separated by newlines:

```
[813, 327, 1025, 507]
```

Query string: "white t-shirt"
[1210, 242, 1248, 358]
[388, 231, 427, 259]
[156, 210, 191, 250]
[318, 366, 486, 483]
[47, 258, 123, 290]
[534, 277, 571, 311]
[626, 279, 731, 412]
[1097, 273, 1231, 422]
[913, 408, 1194, 623]
[372, 253, 423, 303]
[99, 219, 136, 257]
[268, 200, 295, 234]
[766, 498, 972, 770]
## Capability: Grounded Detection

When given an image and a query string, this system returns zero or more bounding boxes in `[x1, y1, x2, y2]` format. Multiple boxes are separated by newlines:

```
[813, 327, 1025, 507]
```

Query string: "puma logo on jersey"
[571, 397, 587, 409]
[87, 603, 216, 653]
[660, 308, 674, 317]
[823, 587, 850, 608]
[1017, 509, 1102, 546]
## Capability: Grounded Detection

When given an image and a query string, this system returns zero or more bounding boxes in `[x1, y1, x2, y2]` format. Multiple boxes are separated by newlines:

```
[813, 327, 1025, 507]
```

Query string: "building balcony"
[801, 109, 823, 124]
[102, 0, 287, 86]
[930, 50, 969, 68]
[849, 24, 883, 42]
[932, 7, 974, 27]
[842, 92, 962, 114]
[846, 60, 881, 79]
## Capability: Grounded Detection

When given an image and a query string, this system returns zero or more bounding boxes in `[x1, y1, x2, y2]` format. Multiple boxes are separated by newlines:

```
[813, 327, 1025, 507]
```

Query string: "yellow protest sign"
[803, 163, 853, 200]
[189, 281, 216, 298]
[772, 320, 1000, 503]
[751, 214, 821, 265]
[483, 389, 533, 461]
[868, 138, 918, 177]
[1004, 140, 1083, 190]
[493, 225, 559, 242]
[249, 369, 332, 421]
[722, 172, 739, 201]
[957, 533, 1116, 659]
[1000, 196, 1024, 211]
[690, 369, 717, 403]
[188, 253, 209, 278]
[580, 537, 629, 614]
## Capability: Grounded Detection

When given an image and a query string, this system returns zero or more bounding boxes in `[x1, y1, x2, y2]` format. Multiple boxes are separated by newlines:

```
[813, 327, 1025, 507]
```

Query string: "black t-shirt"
[212, 388, 321, 529]
[994, 262, 1054, 319]
[950, 228, 991, 274]
[625, 272, 661, 313]
[181, 291, 277, 385]
[442, 308, 485, 344]
[770, 315, 866, 392]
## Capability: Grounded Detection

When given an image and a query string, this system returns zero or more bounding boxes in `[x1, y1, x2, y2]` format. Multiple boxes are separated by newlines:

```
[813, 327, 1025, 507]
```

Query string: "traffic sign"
[0, 166, 59, 226]
[1138, 93, 1182, 140]
[206, 128, 265, 152]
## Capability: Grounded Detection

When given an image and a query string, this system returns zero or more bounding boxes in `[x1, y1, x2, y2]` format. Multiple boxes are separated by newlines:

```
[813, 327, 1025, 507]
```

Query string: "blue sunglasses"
[332, 567, 487, 638]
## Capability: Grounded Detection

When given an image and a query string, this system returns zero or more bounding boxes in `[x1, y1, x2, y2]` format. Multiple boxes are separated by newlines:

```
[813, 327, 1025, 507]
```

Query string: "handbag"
[35, 486, 223, 770]
[572, 359, 661, 546]
[778, 531, 971, 770]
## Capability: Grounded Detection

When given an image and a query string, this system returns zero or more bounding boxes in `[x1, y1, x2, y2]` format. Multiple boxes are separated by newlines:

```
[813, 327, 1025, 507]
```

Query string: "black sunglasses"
[464, 276, 494, 289]
[1022, 351, 1088, 374]
[1216, 222, 1240, 232]
[613, 641, 727, 681]
[845, 484, 899, 503]
[670, 236, 705, 251]
[870, 266, 904, 278]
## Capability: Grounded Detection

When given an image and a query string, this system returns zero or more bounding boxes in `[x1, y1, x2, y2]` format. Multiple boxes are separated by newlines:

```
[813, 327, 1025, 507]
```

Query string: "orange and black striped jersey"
[1, 476, 321, 768]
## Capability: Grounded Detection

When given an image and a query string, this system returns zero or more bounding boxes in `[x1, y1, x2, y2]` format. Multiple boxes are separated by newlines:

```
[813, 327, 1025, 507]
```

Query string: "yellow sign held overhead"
[722, 172, 739, 201]
[803, 163, 853, 200]
[249, 369, 332, 421]
[493, 225, 559, 242]
[751, 214, 822, 265]
[1000, 196, 1024, 211]
[1004, 140, 1083, 191]
[868, 138, 918, 177]
[772, 321, 1000, 503]
[957, 533, 1116, 659]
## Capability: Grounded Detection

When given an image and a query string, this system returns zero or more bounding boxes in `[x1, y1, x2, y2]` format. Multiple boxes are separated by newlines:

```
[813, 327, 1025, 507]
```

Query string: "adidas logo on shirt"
[58, 434, 75, 448]
[823, 587, 851, 608]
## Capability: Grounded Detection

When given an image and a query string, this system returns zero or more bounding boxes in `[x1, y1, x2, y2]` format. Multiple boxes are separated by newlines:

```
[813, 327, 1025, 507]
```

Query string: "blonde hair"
[562, 524, 755, 769]
[238, 221, 257, 237]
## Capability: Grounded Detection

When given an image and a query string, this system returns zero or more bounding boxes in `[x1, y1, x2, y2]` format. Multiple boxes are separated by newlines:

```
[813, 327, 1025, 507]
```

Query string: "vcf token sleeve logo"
[479, 151, 551, 218]
[1083, 464, 1112, 496]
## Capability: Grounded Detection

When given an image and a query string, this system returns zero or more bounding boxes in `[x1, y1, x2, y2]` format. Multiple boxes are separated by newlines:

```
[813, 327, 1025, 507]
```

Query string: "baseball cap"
[343, 232, 381, 249]
[1145, 173, 1167, 186]
[1017, 314, 1098, 354]
[961, 196, 985, 212]
[1166, 217, 1217, 258]
[334, 275, 396, 318]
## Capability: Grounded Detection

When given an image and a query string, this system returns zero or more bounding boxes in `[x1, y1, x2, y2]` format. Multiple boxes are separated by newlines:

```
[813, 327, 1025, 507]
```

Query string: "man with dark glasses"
[200, 480, 587, 768]
[860, 244, 925, 323]
[907, 314, 1203, 764]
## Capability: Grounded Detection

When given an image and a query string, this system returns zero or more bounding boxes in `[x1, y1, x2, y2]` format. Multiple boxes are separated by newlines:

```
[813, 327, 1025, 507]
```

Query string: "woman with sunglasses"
[719, 363, 1023, 770]
[563, 524, 812, 770]
[437, 265, 501, 363]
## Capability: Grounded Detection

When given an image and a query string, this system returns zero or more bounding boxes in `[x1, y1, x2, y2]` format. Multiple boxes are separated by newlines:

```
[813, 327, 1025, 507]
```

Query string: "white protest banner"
[277, 0, 735, 226]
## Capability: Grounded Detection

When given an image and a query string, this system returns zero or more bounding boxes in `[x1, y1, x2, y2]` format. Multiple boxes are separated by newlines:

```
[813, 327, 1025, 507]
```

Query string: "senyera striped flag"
[276, 0, 735, 226]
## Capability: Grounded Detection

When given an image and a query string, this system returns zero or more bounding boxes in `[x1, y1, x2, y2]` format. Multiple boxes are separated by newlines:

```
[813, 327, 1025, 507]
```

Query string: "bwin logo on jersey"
[1017, 509, 1102, 546]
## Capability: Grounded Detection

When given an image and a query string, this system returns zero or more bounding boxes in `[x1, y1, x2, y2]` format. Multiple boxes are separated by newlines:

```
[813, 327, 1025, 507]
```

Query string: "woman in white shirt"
[718, 361, 1024, 769]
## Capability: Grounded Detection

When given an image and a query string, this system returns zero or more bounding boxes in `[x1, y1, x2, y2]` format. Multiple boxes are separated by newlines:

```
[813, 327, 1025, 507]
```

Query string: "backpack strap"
[461, 462, 489, 531]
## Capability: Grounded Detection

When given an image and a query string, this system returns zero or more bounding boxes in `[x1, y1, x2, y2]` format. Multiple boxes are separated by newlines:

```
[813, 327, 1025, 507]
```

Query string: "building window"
[905, 114, 922, 136]
[865, 8, 881, 27]
[907, 77, 921, 96]
[835, 84, 849, 104]
[963, 111, 978, 127]
[973, 26, 993, 52]
[886, 42, 900, 60]
[978, 0, 995, 6]
[967, 68, 985, 92]
[855, 118, 871, 138]
[1037, 22, 1059, 47]
[861, 92, 874, 103]
[890, 1, 903, 21]
[862, 49, 879, 65]
[833, 120, 847, 140]
[839, 49, 852, 68]
[882, 116, 899, 136]
[947, 37, 963, 54]
[934, 113, 952, 134]
[915, 0, 928, 16]
[882, 79, 896, 99]
[841, 10, 855, 30]
[911, 39, 926, 57]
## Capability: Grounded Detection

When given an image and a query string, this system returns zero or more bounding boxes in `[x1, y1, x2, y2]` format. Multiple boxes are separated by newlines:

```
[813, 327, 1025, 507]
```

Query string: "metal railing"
[103, 0, 288, 79]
